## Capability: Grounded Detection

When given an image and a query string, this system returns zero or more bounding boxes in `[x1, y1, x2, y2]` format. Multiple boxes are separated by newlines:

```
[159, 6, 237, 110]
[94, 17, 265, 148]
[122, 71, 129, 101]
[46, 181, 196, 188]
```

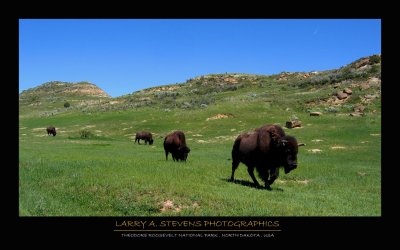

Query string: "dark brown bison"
[230, 124, 304, 190]
[163, 131, 190, 161]
[135, 131, 154, 145]
[46, 126, 56, 136]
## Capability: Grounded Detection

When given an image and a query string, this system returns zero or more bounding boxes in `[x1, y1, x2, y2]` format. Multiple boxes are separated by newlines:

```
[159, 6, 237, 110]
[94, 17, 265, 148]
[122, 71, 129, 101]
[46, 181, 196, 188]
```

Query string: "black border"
[14, 13, 388, 243]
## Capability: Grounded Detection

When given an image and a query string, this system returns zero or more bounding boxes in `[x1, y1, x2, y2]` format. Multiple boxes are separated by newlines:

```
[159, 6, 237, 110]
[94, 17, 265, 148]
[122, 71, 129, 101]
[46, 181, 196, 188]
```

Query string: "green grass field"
[19, 95, 381, 216]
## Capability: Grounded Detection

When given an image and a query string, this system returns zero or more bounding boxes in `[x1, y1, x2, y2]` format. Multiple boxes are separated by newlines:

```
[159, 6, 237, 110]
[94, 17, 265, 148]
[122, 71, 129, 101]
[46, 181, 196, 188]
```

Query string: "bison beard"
[163, 131, 190, 162]
[230, 124, 302, 190]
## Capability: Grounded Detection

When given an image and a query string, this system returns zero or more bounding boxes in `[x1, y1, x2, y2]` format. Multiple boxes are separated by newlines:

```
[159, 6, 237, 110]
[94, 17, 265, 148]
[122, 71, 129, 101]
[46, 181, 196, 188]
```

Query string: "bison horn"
[298, 143, 306, 147]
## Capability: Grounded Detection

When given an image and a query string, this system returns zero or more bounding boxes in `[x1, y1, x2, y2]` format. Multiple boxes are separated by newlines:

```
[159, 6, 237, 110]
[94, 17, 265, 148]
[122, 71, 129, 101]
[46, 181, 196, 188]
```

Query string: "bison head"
[277, 136, 303, 174]
[178, 146, 191, 161]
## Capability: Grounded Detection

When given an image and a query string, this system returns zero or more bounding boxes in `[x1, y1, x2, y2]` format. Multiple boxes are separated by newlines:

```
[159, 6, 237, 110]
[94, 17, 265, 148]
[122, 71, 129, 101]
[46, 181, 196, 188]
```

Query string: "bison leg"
[230, 160, 240, 181]
[268, 168, 280, 185]
[165, 150, 169, 160]
[247, 167, 261, 187]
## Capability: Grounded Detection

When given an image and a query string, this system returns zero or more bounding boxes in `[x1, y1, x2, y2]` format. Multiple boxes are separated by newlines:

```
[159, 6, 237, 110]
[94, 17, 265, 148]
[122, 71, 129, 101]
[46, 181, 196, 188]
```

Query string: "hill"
[19, 54, 381, 117]
[19, 81, 111, 118]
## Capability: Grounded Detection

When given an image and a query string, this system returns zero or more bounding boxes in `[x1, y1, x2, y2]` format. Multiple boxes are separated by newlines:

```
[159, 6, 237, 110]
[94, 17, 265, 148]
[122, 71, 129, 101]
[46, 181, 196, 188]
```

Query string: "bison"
[46, 126, 56, 136]
[163, 131, 190, 161]
[135, 131, 154, 145]
[230, 124, 304, 190]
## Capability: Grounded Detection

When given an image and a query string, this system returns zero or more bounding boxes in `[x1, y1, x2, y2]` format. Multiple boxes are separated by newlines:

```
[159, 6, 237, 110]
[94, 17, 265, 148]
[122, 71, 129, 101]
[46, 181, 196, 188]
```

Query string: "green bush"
[369, 55, 381, 64]
[80, 130, 92, 139]
[64, 102, 70, 108]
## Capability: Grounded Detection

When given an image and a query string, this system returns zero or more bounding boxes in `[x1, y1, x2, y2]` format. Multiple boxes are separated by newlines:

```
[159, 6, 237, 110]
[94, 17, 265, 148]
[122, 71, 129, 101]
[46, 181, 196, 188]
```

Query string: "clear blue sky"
[19, 19, 381, 97]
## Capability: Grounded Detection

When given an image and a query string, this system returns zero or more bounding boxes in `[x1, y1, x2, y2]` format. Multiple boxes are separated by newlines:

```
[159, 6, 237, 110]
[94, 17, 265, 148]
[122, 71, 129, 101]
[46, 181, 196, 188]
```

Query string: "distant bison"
[230, 124, 304, 190]
[163, 131, 190, 161]
[46, 126, 57, 136]
[135, 131, 154, 145]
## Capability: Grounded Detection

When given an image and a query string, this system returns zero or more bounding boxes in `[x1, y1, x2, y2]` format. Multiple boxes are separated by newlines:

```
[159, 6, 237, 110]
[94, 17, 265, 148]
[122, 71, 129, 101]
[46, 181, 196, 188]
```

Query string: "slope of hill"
[19, 54, 381, 117]
[19, 81, 111, 118]
[104, 54, 381, 116]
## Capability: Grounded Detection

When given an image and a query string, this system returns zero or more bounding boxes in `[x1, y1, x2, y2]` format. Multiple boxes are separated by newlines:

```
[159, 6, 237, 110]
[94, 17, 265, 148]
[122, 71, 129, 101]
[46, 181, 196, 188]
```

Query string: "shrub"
[325, 106, 340, 113]
[290, 114, 299, 121]
[64, 101, 70, 108]
[80, 130, 93, 139]
[369, 64, 380, 74]
[369, 55, 381, 64]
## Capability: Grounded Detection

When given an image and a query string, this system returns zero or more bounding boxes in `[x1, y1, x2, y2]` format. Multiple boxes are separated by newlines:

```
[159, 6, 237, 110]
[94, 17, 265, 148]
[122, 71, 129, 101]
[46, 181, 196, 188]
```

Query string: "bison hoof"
[265, 185, 272, 191]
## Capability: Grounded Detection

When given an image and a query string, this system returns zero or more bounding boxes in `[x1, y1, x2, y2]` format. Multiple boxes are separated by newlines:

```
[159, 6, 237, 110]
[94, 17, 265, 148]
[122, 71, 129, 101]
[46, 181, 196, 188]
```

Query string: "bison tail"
[231, 137, 241, 159]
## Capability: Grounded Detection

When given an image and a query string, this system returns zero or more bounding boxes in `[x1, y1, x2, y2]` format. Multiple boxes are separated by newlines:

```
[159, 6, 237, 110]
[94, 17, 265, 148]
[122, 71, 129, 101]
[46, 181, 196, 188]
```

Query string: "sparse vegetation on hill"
[19, 55, 381, 117]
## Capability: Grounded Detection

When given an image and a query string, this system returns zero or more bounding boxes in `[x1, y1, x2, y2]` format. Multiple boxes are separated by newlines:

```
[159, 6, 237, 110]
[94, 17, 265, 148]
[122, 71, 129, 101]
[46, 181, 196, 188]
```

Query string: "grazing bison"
[230, 124, 304, 190]
[135, 131, 154, 145]
[163, 131, 190, 161]
[46, 126, 56, 136]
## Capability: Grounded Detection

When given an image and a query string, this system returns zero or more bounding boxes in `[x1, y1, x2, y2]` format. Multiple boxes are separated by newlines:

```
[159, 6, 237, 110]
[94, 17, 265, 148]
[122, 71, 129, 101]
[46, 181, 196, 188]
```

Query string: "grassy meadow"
[19, 91, 381, 216]
[19, 57, 382, 216]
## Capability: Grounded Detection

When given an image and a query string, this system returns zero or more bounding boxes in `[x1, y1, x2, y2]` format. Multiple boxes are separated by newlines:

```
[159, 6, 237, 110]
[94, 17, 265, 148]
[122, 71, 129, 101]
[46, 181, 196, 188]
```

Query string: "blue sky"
[19, 19, 381, 97]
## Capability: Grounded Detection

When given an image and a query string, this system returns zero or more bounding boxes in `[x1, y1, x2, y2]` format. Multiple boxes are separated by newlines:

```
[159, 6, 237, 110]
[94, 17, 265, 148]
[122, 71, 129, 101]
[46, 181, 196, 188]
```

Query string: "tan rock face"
[63, 85, 110, 97]
[310, 112, 323, 116]
[343, 88, 352, 95]
[336, 92, 348, 100]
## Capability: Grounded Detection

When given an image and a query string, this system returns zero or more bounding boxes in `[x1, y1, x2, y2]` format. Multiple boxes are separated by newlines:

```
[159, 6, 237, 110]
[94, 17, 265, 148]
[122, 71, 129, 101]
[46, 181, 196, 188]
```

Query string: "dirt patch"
[223, 77, 238, 83]
[20, 127, 27, 130]
[122, 127, 132, 131]
[32, 127, 46, 131]
[206, 113, 234, 121]
[360, 141, 369, 144]
[214, 135, 237, 142]
[58, 130, 74, 133]
[276, 179, 310, 185]
[370, 133, 380, 136]
[312, 139, 323, 142]
[308, 149, 322, 153]
[151, 86, 180, 92]
[109, 100, 125, 105]
[192, 134, 203, 137]
[83, 125, 96, 129]
[358, 172, 367, 176]
[160, 200, 199, 213]
[160, 200, 174, 212]
[331, 146, 346, 150]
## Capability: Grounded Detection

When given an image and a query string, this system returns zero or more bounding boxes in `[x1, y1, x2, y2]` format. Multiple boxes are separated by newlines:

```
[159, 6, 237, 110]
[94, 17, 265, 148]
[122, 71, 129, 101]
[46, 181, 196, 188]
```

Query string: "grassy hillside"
[19, 55, 381, 216]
